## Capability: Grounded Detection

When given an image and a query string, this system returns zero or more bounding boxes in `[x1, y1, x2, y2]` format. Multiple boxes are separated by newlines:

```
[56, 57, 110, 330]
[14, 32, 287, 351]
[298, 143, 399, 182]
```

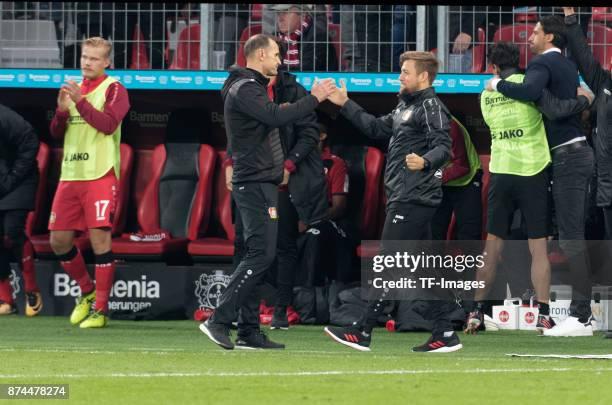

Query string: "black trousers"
[431, 171, 483, 241]
[275, 190, 299, 308]
[359, 203, 456, 335]
[210, 182, 279, 332]
[604, 206, 612, 241]
[0, 210, 28, 280]
[551, 145, 594, 320]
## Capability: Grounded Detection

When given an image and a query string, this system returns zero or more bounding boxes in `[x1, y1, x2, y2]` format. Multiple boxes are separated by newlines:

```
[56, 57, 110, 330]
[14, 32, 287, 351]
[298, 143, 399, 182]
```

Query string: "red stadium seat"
[29, 144, 134, 257]
[471, 28, 486, 73]
[493, 24, 536, 70]
[251, 4, 263, 21]
[112, 143, 216, 261]
[236, 24, 263, 67]
[330, 145, 384, 258]
[188, 151, 235, 260]
[591, 7, 612, 25]
[587, 23, 612, 71]
[129, 24, 151, 69]
[169, 24, 200, 70]
[514, 12, 538, 23]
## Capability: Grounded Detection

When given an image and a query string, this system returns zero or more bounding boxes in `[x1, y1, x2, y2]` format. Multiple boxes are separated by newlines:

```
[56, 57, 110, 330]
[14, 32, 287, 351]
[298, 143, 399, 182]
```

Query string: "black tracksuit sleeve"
[419, 100, 452, 170]
[497, 63, 549, 102]
[233, 81, 320, 127]
[0, 112, 39, 197]
[536, 89, 590, 120]
[287, 86, 319, 165]
[565, 14, 611, 95]
[339, 99, 394, 140]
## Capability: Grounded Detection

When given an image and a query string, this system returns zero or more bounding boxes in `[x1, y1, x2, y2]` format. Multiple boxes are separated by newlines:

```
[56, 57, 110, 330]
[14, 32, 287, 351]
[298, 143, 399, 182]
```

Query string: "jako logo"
[54, 274, 160, 298]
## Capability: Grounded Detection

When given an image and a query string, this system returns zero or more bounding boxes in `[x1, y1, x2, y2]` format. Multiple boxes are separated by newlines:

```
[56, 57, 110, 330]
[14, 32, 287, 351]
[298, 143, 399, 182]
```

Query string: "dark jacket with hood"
[0, 104, 39, 211]
[273, 70, 329, 224]
[221, 65, 320, 185]
[565, 13, 612, 207]
[340, 87, 451, 208]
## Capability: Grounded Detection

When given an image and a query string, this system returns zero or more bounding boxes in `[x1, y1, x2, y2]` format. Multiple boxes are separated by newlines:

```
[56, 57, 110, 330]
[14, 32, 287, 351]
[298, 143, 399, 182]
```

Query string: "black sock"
[538, 302, 550, 316]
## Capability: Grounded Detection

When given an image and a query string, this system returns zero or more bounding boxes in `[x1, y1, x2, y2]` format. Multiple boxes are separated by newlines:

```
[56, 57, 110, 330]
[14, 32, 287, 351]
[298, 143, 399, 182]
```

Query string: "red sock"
[0, 278, 13, 304]
[60, 248, 94, 294]
[94, 261, 116, 313]
[21, 240, 39, 293]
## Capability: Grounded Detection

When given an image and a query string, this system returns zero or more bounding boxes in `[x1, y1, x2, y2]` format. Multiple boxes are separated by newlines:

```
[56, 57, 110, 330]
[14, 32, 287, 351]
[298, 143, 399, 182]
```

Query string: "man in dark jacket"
[225, 68, 331, 331]
[563, 7, 612, 339]
[199, 33, 335, 350]
[0, 104, 40, 315]
[323, 51, 462, 353]
[486, 15, 595, 337]
[563, 7, 612, 240]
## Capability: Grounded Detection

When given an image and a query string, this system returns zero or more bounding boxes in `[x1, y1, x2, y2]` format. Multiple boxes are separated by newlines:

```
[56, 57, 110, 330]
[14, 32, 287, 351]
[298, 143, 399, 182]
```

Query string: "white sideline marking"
[1, 368, 611, 379]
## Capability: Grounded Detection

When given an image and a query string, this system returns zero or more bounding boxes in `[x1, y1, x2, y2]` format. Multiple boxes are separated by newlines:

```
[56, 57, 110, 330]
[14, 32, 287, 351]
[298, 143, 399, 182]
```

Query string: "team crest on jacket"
[268, 207, 278, 219]
[402, 109, 413, 121]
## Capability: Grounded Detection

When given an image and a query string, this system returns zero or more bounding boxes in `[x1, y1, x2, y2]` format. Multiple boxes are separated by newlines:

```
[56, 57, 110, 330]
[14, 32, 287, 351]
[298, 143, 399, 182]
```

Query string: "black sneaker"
[536, 314, 556, 334]
[324, 326, 371, 352]
[235, 330, 285, 349]
[412, 332, 463, 353]
[270, 306, 289, 330]
[199, 320, 234, 350]
[463, 309, 484, 334]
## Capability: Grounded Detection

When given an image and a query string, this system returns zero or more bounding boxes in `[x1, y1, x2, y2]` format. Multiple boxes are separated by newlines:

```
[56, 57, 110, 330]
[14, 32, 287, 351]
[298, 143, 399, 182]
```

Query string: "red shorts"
[48, 170, 118, 231]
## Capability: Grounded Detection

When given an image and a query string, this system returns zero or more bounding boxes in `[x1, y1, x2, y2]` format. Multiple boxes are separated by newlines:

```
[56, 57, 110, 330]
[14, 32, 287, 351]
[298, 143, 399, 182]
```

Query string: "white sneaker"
[542, 316, 593, 337]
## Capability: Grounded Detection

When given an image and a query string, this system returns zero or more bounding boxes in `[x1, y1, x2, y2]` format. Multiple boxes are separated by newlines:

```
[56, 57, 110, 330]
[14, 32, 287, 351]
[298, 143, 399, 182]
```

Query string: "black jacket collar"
[400, 87, 435, 104]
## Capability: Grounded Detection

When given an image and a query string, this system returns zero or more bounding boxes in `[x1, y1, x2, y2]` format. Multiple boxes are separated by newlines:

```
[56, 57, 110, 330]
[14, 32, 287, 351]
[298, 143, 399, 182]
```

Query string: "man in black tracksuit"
[563, 7, 612, 239]
[0, 104, 39, 315]
[324, 51, 462, 353]
[199, 34, 335, 350]
[226, 68, 330, 331]
[488, 15, 595, 337]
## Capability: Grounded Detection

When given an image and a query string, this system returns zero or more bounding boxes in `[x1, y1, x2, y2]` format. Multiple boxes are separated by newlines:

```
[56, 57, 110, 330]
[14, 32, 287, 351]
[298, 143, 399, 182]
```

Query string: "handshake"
[310, 78, 349, 107]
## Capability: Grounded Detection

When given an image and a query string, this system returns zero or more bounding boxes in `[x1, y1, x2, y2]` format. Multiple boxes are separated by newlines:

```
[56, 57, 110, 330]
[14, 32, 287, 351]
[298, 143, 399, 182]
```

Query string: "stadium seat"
[112, 143, 216, 262]
[236, 24, 263, 67]
[251, 4, 264, 21]
[591, 7, 612, 25]
[130, 24, 151, 70]
[29, 144, 134, 257]
[587, 23, 612, 71]
[514, 12, 538, 23]
[330, 145, 384, 259]
[493, 24, 536, 69]
[0, 20, 61, 68]
[169, 24, 200, 70]
[188, 151, 235, 261]
[471, 28, 486, 73]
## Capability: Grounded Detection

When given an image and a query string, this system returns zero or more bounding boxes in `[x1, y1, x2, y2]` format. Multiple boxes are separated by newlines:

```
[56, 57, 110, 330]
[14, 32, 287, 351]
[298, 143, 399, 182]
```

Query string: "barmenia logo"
[54, 274, 160, 298]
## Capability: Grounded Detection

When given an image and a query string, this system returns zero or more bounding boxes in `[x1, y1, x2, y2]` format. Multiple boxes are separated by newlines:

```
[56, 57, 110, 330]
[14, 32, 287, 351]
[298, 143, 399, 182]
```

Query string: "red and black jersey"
[322, 146, 349, 205]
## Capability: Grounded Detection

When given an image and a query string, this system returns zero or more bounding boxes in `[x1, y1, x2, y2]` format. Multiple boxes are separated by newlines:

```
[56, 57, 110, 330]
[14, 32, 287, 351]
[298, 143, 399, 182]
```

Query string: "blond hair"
[81, 37, 112, 58]
[399, 51, 439, 84]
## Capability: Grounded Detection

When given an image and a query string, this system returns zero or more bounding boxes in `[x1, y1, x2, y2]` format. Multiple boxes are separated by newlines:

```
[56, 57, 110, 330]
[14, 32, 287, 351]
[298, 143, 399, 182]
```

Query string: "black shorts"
[486, 170, 551, 239]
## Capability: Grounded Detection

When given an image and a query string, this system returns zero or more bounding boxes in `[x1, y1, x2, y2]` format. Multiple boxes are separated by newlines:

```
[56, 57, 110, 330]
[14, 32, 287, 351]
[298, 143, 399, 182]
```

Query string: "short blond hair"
[81, 37, 112, 58]
[399, 51, 439, 84]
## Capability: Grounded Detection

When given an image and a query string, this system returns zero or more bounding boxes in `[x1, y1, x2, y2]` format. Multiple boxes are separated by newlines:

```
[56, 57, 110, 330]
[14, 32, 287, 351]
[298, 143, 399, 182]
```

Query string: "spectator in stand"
[269, 4, 338, 72]
[213, 4, 250, 69]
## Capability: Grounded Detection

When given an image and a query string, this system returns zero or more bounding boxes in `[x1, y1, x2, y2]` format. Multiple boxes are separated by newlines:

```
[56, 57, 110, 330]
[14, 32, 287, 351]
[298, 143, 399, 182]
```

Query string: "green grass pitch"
[1, 316, 611, 404]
